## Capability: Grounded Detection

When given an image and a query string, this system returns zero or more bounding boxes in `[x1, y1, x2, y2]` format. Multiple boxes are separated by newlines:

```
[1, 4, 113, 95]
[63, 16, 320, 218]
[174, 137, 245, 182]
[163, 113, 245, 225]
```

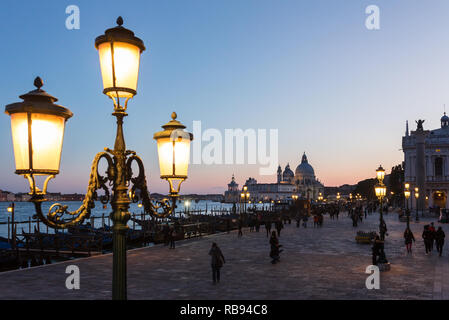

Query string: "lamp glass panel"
[98, 41, 141, 98]
[156, 136, 191, 177]
[10, 113, 65, 172]
[10, 113, 29, 170]
[31, 113, 65, 171]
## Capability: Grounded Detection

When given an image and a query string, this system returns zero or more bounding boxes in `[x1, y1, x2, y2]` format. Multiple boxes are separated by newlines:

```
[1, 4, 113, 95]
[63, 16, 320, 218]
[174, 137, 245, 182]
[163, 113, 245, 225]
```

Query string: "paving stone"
[0, 212, 448, 300]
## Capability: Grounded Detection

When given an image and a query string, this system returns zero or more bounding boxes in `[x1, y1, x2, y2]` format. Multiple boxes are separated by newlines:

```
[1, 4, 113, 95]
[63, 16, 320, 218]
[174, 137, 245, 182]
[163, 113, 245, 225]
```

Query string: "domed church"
[278, 153, 324, 200]
[294, 153, 324, 200]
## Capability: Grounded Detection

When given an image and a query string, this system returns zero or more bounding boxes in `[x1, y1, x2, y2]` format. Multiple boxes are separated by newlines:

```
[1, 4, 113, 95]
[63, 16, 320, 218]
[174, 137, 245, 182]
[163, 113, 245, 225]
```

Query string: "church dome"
[283, 164, 294, 179]
[442, 113, 449, 128]
[295, 153, 315, 176]
[228, 174, 238, 188]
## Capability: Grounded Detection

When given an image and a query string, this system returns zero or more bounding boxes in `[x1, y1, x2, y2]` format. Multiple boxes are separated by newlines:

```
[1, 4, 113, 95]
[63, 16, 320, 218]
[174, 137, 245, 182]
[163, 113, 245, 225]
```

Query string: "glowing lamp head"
[95, 17, 146, 101]
[415, 192, 419, 199]
[414, 187, 419, 193]
[375, 184, 387, 198]
[4, 77, 72, 186]
[404, 190, 411, 199]
[7, 207, 13, 213]
[154, 112, 193, 195]
[405, 183, 410, 190]
[376, 165, 385, 183]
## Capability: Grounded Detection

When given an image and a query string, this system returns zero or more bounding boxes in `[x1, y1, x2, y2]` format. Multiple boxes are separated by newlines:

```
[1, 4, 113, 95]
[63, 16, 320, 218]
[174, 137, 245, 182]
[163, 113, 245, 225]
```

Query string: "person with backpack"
[209, 242, 225, 284]
[422, 225, 433, 255]
[435, 227, 446, 257]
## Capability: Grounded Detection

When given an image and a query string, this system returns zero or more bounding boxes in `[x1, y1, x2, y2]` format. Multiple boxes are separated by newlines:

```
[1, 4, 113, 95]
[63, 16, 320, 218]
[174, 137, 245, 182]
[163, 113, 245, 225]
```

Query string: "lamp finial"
[34, 77, 43, 90]
[117, 16, 124, 26]
[171, 112, 177, 120]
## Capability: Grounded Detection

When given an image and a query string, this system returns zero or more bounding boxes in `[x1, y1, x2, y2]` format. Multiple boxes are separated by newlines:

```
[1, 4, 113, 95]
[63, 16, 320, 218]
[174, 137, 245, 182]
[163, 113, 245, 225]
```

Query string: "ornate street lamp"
[95, 16, 145, 108]
[404, 187, 411, 228]
[4, 17, 193, 300]
[376, 165, 385, 184]
[375, 165, 387, 239]
[4, 77, 73, 195]
[375, 183, 387, 236]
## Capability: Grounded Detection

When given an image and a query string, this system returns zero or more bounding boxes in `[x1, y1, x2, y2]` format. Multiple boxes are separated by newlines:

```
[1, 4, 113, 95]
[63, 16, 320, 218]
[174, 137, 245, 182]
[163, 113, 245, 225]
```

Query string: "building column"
[428, 190, 434, 207]
[443, 155, 449, 180]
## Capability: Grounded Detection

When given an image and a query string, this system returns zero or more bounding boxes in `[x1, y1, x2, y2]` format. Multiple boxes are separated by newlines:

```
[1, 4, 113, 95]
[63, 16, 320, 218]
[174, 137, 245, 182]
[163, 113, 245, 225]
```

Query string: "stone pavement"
[0, 210, 448, 300]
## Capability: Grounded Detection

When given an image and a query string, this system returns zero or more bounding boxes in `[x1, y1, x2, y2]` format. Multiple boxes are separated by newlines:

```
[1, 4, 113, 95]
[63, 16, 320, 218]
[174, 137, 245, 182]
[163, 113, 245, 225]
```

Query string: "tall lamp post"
[6, 203, 15, 249]
[414, 187, 420, 222]
[240, 186, 250, 215]
[404, 187, 411, 229]
[4, 17, 194, 300]
[375, 165, 387, 240]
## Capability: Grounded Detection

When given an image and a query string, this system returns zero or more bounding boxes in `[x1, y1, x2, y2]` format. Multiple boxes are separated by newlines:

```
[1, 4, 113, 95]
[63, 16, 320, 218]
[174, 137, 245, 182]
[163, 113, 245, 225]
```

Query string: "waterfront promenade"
[0, 211, 448, 300]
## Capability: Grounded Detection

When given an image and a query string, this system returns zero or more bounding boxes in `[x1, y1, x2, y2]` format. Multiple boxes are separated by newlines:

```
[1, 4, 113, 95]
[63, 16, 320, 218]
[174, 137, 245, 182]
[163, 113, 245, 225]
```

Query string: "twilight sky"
[1, 0, 449, 195]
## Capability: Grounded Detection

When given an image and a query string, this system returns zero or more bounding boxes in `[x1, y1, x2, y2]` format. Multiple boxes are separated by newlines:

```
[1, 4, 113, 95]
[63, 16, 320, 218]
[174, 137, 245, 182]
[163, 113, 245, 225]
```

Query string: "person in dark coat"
[429, 222, 436, 251]
[168, 226, 176, 249]
[238, 219, 243, 238]
[209, 242, 225, 284]
[265, 220, 272, 237]
[422, 225, 433, 254]
[275, 219, 284, 237]
[404, 228, 415, 254]
[269, 231, 282, 264]
[435, 227, 445, 257]
[372, 235, 387, 265]
[379, 220, 387, 241]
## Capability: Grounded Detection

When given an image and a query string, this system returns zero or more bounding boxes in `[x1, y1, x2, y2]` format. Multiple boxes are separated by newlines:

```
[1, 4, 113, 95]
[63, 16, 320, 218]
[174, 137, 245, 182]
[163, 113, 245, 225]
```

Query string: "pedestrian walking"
[265, 220, 272, 237]
[302, 216, 308, 228]
[372, 235, 382, 265]
[168, 226, 176, 249]
[435, 227, 445, 257]
[275, 219, 283, 237]
[422, 225, 433, 255]
[269, 231, 282, 264]
[238, 219, 243, 238]
[429, 222, 436, 251]
[379, 220, 387, 241]
[404, 228, 415, 254]
[209, 242, 225, 284]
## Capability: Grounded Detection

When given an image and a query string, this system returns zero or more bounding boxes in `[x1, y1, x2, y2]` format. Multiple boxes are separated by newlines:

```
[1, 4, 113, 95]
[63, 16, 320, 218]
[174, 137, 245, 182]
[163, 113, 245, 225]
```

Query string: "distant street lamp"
[4, 17, 193, 300]
[414, 187, 420, 222]
[6, 203, 15, 249]
[404, 186, 411, 228]
[375, 165, 387, 240]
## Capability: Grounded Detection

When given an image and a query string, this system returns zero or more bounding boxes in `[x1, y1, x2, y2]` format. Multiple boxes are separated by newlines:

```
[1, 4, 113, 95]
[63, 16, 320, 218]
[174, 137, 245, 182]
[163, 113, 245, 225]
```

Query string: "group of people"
[208, 202, 449, 285]
[402, 222, 446, 256]
[421, 223, 445, 256]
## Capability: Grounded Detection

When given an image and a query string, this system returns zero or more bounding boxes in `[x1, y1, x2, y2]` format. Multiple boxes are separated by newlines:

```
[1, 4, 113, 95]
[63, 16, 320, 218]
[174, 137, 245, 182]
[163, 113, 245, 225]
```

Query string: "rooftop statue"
[416, 119, 425, 131]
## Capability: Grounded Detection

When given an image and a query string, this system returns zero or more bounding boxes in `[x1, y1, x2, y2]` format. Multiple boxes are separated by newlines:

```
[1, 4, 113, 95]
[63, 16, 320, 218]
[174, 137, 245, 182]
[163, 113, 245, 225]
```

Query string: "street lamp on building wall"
[4, 17, 193, 300]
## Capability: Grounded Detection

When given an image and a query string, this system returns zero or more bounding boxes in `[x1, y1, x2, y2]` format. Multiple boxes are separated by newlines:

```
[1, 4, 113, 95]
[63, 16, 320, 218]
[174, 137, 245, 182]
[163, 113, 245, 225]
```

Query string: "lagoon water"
[0, 200, 269, 238]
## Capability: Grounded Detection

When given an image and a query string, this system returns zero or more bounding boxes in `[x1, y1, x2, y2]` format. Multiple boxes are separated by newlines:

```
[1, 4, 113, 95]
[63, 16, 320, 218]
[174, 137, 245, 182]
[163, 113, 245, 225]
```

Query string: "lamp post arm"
[126, 154, 176, 219]
[31, 151, 115, 229]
